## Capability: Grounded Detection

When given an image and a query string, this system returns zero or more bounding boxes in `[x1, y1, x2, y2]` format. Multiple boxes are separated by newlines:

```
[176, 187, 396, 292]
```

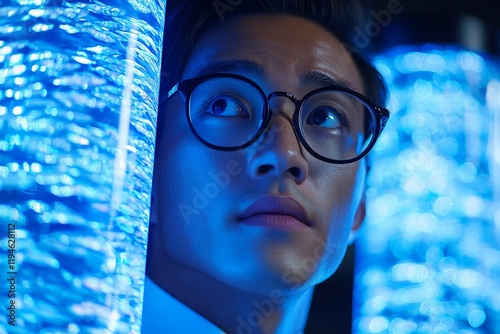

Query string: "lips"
[238, 196, 311, 229]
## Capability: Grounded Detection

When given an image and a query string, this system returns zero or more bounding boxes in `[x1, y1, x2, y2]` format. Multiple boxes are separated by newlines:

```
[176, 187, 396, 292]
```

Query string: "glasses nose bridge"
[265, 91, 301, 123]
[266, 91, 301, 107]
[261, 91, 303, 150]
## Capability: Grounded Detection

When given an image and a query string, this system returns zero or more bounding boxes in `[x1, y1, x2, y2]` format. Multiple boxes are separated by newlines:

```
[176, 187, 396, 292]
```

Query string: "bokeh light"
[354, 44, 500, 334]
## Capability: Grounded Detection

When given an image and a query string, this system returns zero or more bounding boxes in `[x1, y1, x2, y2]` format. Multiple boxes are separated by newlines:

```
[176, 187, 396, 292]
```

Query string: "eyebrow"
[300, 71, 353, 90]
[193, 59, 268, 79]
[192, 60, 354, 90]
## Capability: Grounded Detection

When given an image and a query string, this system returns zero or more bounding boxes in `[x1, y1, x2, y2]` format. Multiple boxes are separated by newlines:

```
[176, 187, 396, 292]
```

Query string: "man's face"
[151, 15, 366, 295]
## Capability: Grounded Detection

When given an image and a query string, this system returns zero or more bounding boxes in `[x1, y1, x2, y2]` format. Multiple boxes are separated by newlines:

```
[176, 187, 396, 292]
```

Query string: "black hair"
[159, 0, 388, 107]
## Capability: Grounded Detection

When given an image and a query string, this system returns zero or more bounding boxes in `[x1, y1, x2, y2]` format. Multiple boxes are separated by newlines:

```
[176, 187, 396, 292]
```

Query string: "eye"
[206, 96, 249, 117]
[306, 107, 345, 129]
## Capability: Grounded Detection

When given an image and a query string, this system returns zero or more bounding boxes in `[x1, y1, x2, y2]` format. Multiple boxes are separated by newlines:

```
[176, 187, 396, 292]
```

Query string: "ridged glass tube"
[0, 0, 166, 332]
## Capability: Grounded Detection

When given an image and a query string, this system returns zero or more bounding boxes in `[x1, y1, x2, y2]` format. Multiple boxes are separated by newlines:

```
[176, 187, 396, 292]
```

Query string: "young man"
[142, 1, 389, 332]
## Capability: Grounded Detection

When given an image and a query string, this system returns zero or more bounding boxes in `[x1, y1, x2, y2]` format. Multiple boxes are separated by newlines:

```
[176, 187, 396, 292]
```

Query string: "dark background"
[367, 0, 500, 55]
[306, 0, 500, 333]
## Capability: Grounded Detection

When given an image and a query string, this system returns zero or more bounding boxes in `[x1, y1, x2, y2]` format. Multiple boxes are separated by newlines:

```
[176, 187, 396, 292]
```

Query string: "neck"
[147, 252, 313, 334]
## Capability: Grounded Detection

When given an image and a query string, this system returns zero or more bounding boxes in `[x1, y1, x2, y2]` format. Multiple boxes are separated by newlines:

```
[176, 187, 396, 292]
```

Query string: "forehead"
[182, 15, 364, 94]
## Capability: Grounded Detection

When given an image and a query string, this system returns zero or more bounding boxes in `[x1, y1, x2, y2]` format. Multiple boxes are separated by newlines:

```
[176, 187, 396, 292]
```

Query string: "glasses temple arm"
[376, 106, 390, 133]
[159, 82, 180, 105]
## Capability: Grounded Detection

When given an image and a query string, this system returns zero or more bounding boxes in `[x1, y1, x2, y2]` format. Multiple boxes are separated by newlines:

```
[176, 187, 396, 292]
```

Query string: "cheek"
[310, 160, 365, 220]
[153, 123, 248, 265]
[310, 162, 365, 273]
[154, 97, 240, 225]
[156, 142, 242, 222]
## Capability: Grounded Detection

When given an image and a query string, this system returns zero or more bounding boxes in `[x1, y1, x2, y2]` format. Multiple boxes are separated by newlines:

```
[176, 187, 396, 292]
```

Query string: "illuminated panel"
[353, 45, 500, 333]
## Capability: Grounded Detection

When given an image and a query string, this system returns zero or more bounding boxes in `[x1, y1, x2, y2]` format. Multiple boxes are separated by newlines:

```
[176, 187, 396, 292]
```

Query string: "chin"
[248, 255, 339, 295]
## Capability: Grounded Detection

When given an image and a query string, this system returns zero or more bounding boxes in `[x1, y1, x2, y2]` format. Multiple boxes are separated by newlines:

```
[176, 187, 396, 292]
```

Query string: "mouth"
[238, 196, 312, 229]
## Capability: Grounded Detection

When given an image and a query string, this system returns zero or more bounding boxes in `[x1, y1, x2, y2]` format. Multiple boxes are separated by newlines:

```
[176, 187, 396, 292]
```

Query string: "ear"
[348, 194, 366, 245]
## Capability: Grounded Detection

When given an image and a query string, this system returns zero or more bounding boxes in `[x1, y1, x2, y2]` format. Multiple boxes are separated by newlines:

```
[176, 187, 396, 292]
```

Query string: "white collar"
[141, 276, 226, 334]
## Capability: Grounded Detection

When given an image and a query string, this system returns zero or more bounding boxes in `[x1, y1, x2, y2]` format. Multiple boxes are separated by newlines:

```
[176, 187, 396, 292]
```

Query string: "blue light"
[354, 45, 500, 333]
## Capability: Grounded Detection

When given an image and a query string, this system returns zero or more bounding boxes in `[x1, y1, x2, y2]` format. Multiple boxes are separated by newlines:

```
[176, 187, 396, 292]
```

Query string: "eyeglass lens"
[188, 77, 376, 161]
[189, 77, 265, 147]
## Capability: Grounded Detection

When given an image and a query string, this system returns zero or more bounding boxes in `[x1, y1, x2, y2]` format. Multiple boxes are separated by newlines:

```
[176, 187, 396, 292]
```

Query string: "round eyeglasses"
[160, 73, 389, 164]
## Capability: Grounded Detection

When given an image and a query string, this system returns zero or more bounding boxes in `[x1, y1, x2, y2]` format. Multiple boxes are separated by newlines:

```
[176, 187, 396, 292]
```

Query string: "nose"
[247, 98, 308, 184]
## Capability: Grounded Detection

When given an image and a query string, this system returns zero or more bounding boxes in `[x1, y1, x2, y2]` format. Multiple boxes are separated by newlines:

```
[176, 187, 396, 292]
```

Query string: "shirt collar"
[141, 276, 226, 334]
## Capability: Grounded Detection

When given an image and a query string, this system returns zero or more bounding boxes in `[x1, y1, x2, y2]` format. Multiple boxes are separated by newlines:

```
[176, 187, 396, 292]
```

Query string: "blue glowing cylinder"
[0, 0, 166, 332]
[354, 45, 500, 333]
